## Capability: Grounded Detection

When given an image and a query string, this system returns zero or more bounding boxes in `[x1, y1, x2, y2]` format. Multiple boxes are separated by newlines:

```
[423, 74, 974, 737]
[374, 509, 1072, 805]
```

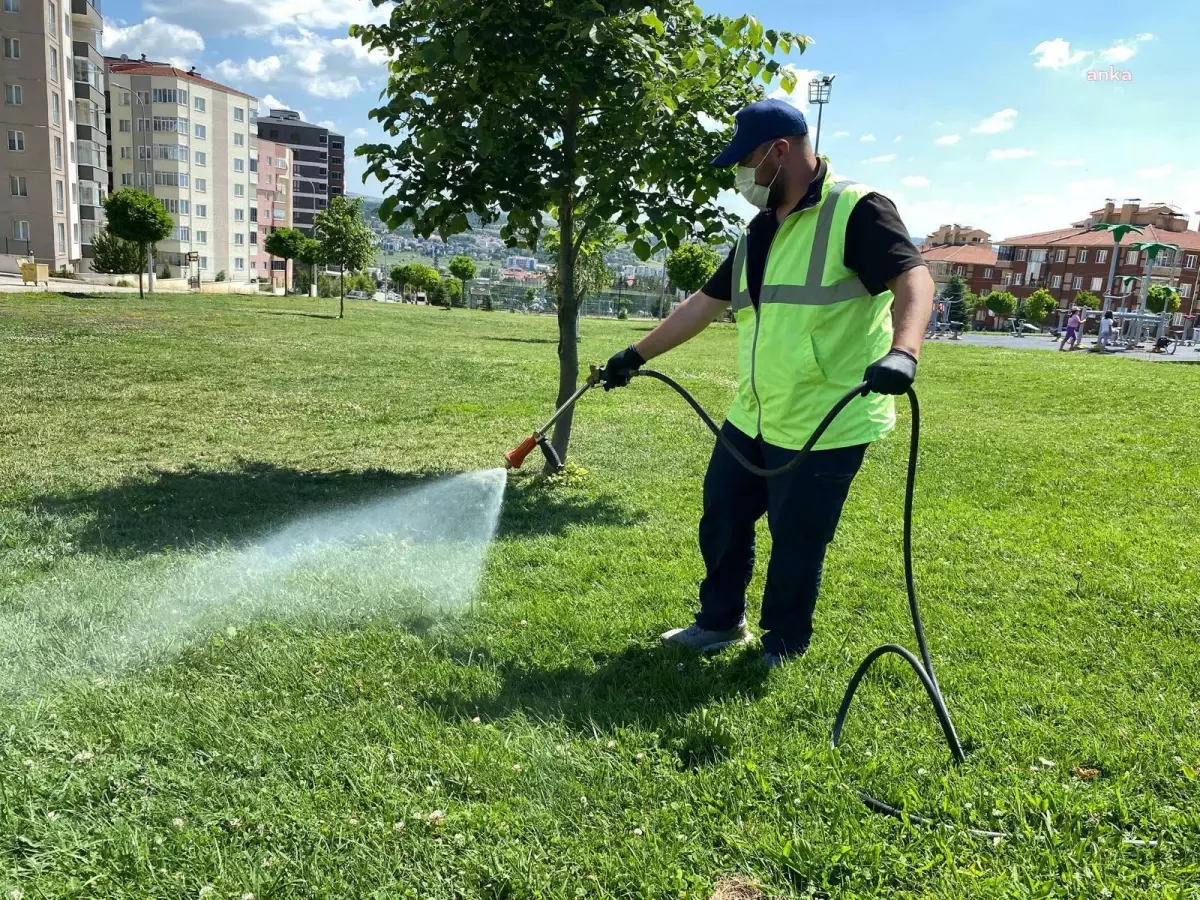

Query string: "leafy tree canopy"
[1147, 283, 1180, 315]
[985, 290, 1016, 318]
[1021, 288, 1056, 325]
[1073, 290, 1100, 308]
[102, 188, 174, 297]
[263, 227, 308, 262]
[544, 226, 616, 302]
[314, 196, 376, 275]
[448, 255, 477, 285]
[665, 242, 721, 294]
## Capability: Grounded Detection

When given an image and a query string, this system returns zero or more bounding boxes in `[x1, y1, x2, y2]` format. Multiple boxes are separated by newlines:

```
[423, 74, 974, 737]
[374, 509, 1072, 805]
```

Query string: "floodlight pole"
[808, 75, 835, 155]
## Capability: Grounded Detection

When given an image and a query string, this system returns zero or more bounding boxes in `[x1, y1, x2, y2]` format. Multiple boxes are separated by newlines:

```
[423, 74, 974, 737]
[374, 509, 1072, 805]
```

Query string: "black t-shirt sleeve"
[701, 244, 736, 302]
[844, 193, 926, 296]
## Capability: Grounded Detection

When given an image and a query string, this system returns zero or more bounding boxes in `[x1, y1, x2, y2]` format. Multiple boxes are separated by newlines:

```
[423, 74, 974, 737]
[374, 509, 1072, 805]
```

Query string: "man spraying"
[601, 99, 935, 667]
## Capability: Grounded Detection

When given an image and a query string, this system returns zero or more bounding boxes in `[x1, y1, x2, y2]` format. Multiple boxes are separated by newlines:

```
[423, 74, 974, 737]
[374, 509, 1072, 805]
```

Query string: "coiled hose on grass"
[632, 370, 1008, 838]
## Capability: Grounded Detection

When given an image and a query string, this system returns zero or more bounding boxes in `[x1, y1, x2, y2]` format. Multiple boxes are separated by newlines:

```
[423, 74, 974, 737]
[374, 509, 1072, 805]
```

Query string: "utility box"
[20, 262, 49, 287]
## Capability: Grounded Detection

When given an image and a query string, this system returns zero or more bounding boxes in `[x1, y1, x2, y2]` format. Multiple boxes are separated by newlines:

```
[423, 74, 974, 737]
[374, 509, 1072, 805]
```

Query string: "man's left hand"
[863, 349, 917, 395]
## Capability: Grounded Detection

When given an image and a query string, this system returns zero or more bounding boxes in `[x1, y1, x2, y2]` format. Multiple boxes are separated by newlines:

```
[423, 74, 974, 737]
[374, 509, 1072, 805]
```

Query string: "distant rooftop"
[105, 56, 256, 102]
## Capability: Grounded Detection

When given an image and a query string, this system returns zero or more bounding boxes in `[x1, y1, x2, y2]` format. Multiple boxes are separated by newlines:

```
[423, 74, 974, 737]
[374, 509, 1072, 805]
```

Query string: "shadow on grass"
[483, 336, 558, 345]
[253, 309, 341, 320]
[424, 642, 769, 743]
[27, 462, 641, 557]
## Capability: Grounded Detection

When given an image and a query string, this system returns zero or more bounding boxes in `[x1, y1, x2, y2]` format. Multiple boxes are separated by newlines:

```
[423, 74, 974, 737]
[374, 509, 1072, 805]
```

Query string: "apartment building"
[919, 223, 997, 300]
[2, 0, 93, 270]
[994, 201, 1200, 316]
[251, 137, 293, 288]
[256, 109, 343, 234]
[924, 224, 990, 247]
[105, 56, 257, 281]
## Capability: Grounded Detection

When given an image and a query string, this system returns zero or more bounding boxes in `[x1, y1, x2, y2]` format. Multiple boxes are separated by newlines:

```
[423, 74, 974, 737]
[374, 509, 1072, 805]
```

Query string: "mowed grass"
[1, 291, 1198, 899]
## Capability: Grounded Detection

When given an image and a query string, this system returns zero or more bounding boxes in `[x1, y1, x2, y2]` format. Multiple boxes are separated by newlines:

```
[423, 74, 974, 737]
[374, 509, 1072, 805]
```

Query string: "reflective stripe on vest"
[730, 180, 868, 312]
[726, 172, 896, 451]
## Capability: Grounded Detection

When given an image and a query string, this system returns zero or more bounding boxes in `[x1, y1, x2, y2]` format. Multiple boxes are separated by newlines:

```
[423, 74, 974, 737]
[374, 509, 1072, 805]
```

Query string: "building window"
[1051, 275, 1062, 288]
[233, 107, 244, 122]
[1185, 254, 1197, 269]
[57, 223, 65, 252]
[1015, 248, 1027, 261]
[174, 226, 191, 241]
[233, 158, 245, 172]
[13, 220, 29, 241]
[196, 230, 207, 244]
[120, 172, 133, 186]
[50, 93, 61, 125]
[249, 208, 257, 223]
[953, 265, 964, 276]
[119, 146, 131, 159]
[234, 209, 245, 222]
[136, 91, 150, 105]
[153, 116, 189, 135]
[234, 132, 244, 146]
[1126, 250, 1139, 266]
[10, 175, 28, 196]
[137, 118, 151, 132]
[154, 171, 190, 187]
[195, 96, 206, 112]
[276, 158, 286, 169]
[118, 119, 132, 133]
[48, 1, 55, 29]
[983, 267, 993, 280]
[1090, 277, 1103, 291]
[250, 231, 257, 245]
[55, 180, 64, 212]
[1076, 249, 1087, 263]
[1096, 250, 1107, 264]
[1002, 273, 1012, 286]
[154, 143, 188, 162]
[50, 47, 61, 83]
[1180, 283, 1191, 299]
[54, 137, 62, 169]
[195, 124, 206, 139]
[234, 257, 245, 269]
[196, 180, 206, 194]
[195, 204, 207, 217]
[6, 129, 24, 151]
[234, 184, 245, 198]
[273, 209, 284, 220]
[1054, 249, 1066, 263]
[234, 233, 245, 245]
[1073, 276, 1083, 290]
[152, 88, 188, 105]
[3, 37, 19, 59]
[1012, 273, 1023, 286]
[160, 198, 191, 215]
[2, 0, 19, 12]
[4, 84, 22, 105]
[195, 151, 206, 166]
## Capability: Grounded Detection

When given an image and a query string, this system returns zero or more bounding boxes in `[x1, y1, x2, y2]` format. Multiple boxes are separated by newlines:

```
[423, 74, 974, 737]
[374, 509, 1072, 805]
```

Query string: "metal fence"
[464, 280, 677, 319]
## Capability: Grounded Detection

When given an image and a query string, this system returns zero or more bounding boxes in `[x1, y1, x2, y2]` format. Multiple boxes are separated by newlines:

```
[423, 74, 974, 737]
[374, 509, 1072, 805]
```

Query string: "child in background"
[1098, 310, 1115, 347]
[1060, 308, 1082, 351]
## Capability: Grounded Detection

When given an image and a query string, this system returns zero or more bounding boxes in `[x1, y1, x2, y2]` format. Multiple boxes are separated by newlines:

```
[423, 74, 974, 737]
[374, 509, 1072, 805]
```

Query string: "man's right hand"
[600, 345, 645, 391]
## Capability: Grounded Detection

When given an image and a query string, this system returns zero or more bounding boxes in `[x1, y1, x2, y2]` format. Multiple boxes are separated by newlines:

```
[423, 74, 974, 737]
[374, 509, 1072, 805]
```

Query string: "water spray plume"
[0, 468, 508, 699]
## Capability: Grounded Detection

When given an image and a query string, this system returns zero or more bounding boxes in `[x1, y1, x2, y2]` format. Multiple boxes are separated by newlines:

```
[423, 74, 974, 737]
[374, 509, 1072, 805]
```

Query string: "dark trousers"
[696, 421, 867, 655]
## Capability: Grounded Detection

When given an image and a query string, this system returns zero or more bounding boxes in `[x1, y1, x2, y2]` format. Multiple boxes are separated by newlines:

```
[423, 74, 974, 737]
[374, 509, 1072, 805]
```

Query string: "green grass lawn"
[2, 291, 1199, 899]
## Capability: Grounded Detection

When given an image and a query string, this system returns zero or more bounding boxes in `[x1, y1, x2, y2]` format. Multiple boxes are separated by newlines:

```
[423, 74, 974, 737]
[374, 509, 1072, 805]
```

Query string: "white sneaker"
[661, 620, 752, 653]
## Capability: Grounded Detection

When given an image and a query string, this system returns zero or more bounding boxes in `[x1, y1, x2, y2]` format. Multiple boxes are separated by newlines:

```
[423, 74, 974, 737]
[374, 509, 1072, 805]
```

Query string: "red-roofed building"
[994, 201, 1200, 318]
[919, 242, 998, 299]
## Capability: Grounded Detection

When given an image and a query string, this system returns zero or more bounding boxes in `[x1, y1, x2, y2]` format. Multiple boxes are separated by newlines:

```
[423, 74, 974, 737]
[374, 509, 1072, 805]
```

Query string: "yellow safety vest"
[727, 172, 896, 450]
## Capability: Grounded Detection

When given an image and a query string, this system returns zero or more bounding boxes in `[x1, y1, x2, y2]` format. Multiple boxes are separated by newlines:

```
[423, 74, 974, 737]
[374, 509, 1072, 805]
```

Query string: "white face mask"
[735, 142, 783, 210]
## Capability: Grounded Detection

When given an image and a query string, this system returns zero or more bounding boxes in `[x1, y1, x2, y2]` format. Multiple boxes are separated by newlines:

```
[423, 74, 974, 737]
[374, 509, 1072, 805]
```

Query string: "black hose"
[633, 369, 978, 835]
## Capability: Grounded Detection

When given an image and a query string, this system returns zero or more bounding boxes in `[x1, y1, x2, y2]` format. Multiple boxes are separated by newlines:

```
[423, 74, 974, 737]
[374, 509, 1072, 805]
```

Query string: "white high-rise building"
[105, 56, 257, 281]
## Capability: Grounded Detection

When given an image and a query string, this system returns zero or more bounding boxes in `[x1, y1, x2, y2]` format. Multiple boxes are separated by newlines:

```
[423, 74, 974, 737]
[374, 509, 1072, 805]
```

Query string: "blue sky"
[101, 0, 1200, 240]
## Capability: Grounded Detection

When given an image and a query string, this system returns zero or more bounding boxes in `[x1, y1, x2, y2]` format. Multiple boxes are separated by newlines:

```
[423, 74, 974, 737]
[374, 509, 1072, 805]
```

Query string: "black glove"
[601, 345, 645, 391]
[863, 349, 917, 395]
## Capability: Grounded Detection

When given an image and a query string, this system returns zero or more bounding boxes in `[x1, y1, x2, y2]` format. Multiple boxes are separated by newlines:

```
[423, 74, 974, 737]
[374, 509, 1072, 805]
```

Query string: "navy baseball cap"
[711, 99, 809, 167]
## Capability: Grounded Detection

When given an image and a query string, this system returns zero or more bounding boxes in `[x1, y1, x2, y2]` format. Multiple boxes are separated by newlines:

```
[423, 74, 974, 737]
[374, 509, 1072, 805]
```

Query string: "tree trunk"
[339, 265, 345, 319]
[547, 103, 580, 473]
[138, 244, 146, 299]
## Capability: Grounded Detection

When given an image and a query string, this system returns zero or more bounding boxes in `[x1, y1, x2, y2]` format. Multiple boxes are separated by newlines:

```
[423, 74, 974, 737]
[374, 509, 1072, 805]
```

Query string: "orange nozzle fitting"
[505, 434, 539, 470]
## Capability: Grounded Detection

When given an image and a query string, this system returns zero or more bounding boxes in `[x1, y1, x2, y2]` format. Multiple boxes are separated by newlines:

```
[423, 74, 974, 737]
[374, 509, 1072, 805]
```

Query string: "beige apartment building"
[105, 57, 257, 281]
[2, 0, 99, 270]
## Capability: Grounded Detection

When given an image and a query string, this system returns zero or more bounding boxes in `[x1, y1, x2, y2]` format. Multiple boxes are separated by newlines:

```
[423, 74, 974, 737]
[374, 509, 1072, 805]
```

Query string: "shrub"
[215, 270, 227, 282]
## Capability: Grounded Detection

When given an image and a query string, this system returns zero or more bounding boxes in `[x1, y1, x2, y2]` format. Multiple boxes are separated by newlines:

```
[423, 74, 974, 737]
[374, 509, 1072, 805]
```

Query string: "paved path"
[929, 332, 1200, 363]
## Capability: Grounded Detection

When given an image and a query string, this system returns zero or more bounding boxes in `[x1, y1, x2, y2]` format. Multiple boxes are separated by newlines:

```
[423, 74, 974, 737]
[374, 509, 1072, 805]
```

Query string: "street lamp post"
[807, 75, 836, 155]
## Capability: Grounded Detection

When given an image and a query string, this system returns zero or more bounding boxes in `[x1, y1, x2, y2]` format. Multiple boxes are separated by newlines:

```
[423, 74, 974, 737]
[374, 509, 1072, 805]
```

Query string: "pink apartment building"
[252, 138, 293, 288]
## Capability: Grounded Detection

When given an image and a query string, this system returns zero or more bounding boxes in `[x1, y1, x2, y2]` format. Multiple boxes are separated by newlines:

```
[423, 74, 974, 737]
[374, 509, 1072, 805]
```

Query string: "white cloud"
[767, 67, 819, 115]
[935, 134, 961, 146]
[860, 134, 877, 142]
[1101, 33, 1154, 62]
[901, 175, 930, 187]
[351, 127, 369, 139]
[864, 153, 897, 164]
[989, 148, 1036, 161]
[1048, 158, 1086, 167]
[832, 130, 850, 138]
[894, 135, 903, 143]
[143, 0, 389, 35]
[971, 109, 1018, 134]
[1031, 38, 1090, 69]
[1135, 164, 1173, 179]
[257, 94, 304, 119]
[213, 27, 388, 101]
[317, 120, 338, 132]
[102, 17, 205, 69]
